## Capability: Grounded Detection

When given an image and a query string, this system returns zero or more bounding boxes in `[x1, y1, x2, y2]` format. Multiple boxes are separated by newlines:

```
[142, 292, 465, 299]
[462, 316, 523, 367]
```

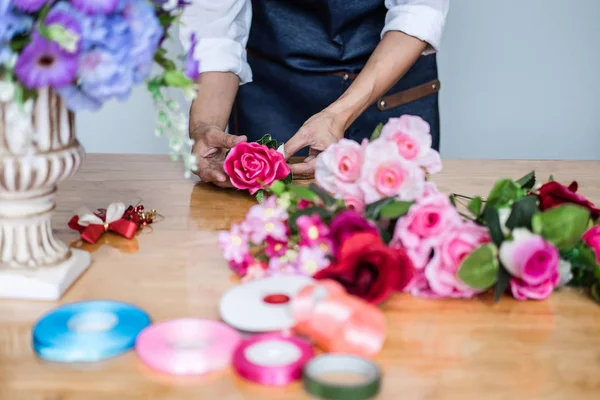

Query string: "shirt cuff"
[190, 38, 253, 85]
[382, 4, 447, 54]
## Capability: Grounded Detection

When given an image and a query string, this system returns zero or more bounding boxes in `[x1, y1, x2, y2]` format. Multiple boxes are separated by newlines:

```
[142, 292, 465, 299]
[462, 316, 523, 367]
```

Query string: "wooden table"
[1, 155, 600, 400]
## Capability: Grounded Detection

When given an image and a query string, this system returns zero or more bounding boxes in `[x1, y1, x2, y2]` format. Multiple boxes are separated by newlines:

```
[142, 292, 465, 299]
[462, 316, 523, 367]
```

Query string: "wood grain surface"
[1, 154, 599, 400]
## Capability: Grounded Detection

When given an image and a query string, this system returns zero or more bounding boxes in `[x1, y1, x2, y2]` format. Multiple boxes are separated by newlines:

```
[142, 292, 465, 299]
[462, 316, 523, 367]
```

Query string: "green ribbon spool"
[302, 354, 381, 400]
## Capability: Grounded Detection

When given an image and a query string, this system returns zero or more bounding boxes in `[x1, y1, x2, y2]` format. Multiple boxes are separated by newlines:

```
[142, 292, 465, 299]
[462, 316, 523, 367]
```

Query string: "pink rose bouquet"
[220, 115, 600, 306]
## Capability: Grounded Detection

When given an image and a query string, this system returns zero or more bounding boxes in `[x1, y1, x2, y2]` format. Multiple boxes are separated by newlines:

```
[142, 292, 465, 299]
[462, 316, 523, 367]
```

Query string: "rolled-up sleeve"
[382, 0, 449, 54]
[179, 0, 253, 84]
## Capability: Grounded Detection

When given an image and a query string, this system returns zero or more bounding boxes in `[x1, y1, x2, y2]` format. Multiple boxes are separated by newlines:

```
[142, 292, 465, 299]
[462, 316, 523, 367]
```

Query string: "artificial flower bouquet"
[0, 0, 199, 175]
[219, 115, 600, 305]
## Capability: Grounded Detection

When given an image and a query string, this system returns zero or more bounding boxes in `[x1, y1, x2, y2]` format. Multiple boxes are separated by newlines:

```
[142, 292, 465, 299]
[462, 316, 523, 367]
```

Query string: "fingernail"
[237, 135, 247, 142]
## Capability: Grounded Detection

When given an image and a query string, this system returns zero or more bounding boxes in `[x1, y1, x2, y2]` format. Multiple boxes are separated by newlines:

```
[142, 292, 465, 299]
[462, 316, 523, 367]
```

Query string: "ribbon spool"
[32, 300, 151, 363]
[291, 280, 386, 359]
[135, 318, 242, 375]
[233, 333, 314, 386]
[303, 354, 381, 400]
[219, 275, 313, 332]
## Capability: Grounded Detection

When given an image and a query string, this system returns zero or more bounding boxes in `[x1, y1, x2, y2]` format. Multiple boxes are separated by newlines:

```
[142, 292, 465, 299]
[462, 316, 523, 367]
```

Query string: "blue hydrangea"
[0, 0, 33, 65]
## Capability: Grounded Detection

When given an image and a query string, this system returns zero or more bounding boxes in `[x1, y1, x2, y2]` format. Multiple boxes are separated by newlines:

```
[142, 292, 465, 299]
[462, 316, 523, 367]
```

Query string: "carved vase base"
[0, 249, 91, 300]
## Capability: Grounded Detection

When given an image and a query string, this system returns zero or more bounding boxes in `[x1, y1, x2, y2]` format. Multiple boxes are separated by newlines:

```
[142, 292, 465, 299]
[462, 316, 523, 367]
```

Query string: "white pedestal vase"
[0, 88, 91, 300]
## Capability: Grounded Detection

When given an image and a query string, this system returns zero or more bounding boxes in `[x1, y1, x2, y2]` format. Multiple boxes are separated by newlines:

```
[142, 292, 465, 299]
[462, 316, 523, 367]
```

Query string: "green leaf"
[288, 185, 318, 201]
[515, 171, 536, 190]
[486, 179, 520, 208]
[265, 140, 278, 149]
[457, 244, 499, 290]
[379, 226, 393, 244]
[365, 197, 396, 220]
[370, 123, 384, 141]
[282, 173, 293, 185]
[163, 70, 192, 87]
[467, 197, 483, 216]
[308, 183, 336, 207]
[379, 201, 413, 220]
[288, 207, 331, 231]
[483, 206, 505, 246]
[269, 181, 285, 195]
[548, 175, 554, 182]
[46, 24, 80, 53]
[255, 190, 265, 204]
[505, 195, 538, 230]
[257, 134, 273, 146]
[494, 265, 511, 302]
[449, 194, 457, 207]
[532, 204, 591, 250]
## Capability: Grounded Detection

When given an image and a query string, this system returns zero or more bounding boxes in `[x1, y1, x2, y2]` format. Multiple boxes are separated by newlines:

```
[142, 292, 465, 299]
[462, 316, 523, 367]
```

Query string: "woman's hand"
[191, 122, 246, 187]
[283, 109, 345, 179]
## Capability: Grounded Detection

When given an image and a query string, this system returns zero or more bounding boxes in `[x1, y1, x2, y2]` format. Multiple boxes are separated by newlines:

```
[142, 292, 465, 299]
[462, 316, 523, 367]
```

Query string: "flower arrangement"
[219, 115, 600, 305]
[0, 0, 199, 175]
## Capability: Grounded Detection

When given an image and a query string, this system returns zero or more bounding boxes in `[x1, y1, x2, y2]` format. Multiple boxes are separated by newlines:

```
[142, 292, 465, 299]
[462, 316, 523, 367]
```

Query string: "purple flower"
[45, 3, 83, 53]
[11, 0, 47, 13]
[71, 0, 120, 15]
[14, 35, 77, 89]
[329, 210, 378, 256]
[184, 33, 200, 81]
[122, 0, 161, 83]
[57, 85, 102, 111]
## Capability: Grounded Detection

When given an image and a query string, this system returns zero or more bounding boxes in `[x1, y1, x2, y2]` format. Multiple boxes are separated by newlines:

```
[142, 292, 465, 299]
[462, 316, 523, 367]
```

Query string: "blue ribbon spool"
[32, 300, 151, 363]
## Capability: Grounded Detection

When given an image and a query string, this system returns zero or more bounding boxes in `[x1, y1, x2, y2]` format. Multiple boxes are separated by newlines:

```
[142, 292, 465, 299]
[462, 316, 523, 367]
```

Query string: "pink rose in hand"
[315, 138, 364, 198]
[499, 229, 560, 300]
[583, 226, 600, 264]
[380, 115, 442, 174]
[359, 139, 425, 204]
[424, 221, 491, 298]
[224, 142, 290, 195]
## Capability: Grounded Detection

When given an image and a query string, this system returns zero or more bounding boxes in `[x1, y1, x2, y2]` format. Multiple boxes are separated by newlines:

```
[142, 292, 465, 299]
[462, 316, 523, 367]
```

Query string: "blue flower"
[78, 48, 133, 101]
[57, 85, 103, 112]
[0, 0, 33, 64]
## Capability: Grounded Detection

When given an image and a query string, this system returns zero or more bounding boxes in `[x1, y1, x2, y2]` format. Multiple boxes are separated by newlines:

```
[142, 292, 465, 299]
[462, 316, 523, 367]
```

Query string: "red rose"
[538, 181, 599, 220]
[314, 232, 414, 304]
[224, 142, 290, 194]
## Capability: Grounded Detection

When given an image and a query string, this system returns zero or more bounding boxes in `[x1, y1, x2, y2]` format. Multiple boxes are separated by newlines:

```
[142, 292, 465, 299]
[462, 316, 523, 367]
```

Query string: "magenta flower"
[14, 35, 77, 89]
[329, 210, 378, 256]
[297, 214, 329, 247]
[265, 237, 287, 258]
[71, 0, 120, 15]
[12, 0, 47, 12]
[218, 223, 250, 264]
[297, 246, 330, 276]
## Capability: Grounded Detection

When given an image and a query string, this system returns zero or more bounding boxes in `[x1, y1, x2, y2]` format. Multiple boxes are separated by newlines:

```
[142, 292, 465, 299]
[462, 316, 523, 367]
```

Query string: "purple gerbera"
[71, 0, 120, 15]
[14, 35, 78, 89]
[184, 33, 199, 81]
[12, 0, 47, 12]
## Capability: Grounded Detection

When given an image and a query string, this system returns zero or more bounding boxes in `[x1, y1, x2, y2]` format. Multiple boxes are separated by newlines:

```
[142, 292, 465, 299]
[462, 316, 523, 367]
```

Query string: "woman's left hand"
[283, 109, 345, 179]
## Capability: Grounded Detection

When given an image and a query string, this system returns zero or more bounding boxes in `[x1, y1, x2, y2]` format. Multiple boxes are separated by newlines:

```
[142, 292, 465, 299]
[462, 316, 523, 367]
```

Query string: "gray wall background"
[76, 0, 600, 160]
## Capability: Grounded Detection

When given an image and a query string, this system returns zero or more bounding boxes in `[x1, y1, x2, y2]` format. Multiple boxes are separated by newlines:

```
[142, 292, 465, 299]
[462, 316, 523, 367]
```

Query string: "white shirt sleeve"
[382, 0, 450, 54]
[179, 0, 253, 85]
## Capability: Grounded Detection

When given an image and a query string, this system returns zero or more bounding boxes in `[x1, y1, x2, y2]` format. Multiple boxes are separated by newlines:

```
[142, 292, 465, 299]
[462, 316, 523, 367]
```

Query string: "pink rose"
[315, 138, 364, 196]
[392, 193, 462, 252]
[423, 221, 491, 298]
[380, 115, 442, 174]
[583, 226, 600, 264]
[422, 182, 440, 198]
[359, 139, 425, 204]
[224, 142, 290, 195]
[499, 229, 560, 300]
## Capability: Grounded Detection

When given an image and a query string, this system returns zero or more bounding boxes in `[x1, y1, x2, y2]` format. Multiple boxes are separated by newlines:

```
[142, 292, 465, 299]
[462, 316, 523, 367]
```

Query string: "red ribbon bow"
[68, 202, 139, 244]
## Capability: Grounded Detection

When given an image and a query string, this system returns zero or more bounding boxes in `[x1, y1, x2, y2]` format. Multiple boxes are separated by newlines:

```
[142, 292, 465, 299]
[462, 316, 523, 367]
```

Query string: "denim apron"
[229, 0, 440, 154]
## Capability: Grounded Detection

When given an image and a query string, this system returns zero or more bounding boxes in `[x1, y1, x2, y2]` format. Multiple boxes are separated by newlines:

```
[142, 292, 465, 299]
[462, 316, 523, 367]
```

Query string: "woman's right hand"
[190, 122, 247, 187]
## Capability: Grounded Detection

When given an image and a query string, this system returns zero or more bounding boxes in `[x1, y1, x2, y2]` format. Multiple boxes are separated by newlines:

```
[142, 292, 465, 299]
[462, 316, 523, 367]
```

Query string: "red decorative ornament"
[68, 202, 142, 244]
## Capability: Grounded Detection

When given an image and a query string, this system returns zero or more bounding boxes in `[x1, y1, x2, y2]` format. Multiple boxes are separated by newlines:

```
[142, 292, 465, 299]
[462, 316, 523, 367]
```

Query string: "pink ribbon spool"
[233, 333, 314, 386]
[135, 318, 241, 375]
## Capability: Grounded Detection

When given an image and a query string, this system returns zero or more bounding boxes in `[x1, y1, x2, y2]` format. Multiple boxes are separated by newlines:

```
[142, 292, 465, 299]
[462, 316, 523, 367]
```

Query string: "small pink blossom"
[359, 139, 425, 204]
[218, 223, 250, 264]
[247, 196, 288, 222]
[265, 237, 288, 258]
[242, 260, 269, 282]
[424, 221, 490, 298]
[245, 217, 288, 244]
[583, 226, 600, 264]
[297, 246, 330, 276]
[297, 214, 329, 247]
[315, 138, 364, 196]
[380, 115, 442, 174]
[499, 229, 560, 300]
[268, 256, 298, 276]
[228, 254, 254, 277]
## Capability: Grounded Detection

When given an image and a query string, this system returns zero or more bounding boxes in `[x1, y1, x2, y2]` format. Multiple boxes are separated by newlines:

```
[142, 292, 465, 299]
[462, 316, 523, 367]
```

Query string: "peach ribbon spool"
[290, 280, 386, 358]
